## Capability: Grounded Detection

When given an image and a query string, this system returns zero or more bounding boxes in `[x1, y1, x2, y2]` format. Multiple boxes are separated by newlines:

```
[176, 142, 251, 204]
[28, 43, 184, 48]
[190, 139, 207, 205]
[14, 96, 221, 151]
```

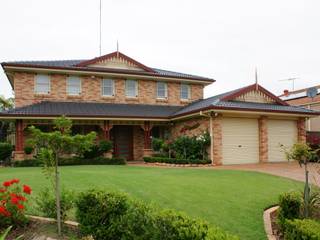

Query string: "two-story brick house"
[0, 51, 318, 164]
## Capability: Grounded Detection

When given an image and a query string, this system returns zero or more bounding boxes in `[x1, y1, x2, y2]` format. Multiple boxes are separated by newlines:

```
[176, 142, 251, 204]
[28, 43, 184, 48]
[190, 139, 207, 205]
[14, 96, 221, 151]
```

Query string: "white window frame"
[156, 81, 168, 99]
[180, 83, 190, 100]
[125, 80, 138, 97]
[102, 79, 115, 97]
[66, 76, 82, 96]
[34, 74, 50, 94]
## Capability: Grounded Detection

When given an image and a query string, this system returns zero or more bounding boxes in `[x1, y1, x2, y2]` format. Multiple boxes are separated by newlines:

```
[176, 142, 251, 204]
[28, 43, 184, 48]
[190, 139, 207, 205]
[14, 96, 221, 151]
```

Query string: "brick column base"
[297, 118, 306, 143]
[143, 149, 154, 158]
[13, 151, 25, 161]
[212, 116, 222, 165]
[258, 116, 268, 163]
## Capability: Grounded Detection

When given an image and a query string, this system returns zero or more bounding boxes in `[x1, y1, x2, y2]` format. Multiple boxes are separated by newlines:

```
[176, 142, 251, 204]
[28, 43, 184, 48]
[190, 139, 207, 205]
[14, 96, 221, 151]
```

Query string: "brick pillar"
[258, 116, 268, 163]
[14, 119, 25, 161]
[212, 116, 222, 165]
[142, 121, 153, 157]
[101, 120, 113, 140]
[297, 118, 306, 143]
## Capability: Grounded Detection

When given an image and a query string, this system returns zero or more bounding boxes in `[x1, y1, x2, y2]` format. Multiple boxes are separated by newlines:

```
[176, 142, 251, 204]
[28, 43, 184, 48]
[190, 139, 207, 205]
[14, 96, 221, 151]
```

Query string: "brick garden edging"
[263, 206, 279, 240]
[28, 215, 79, 227]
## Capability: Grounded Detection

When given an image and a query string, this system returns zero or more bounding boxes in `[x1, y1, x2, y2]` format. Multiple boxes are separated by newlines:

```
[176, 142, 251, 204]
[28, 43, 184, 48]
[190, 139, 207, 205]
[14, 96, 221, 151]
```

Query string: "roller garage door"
[268, 119, 297, 162]
[222, 118, 259, 165]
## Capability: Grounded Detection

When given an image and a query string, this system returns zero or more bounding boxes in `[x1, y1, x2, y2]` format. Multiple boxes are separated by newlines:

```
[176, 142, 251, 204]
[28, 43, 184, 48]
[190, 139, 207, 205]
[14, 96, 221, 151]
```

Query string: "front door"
[113, 126, 133, 161]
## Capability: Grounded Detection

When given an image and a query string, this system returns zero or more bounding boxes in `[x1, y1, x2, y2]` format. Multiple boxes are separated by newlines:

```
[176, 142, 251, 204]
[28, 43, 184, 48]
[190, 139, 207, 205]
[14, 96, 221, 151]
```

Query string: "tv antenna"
[99, 0, 102, 56]
[278, 77, 299, 91]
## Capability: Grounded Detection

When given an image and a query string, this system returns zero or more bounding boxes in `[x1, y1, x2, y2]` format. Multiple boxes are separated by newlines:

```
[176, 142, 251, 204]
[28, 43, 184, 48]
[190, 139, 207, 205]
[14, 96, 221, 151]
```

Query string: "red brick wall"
[13, 72, 204, 108]
[171, 117, 209, 138]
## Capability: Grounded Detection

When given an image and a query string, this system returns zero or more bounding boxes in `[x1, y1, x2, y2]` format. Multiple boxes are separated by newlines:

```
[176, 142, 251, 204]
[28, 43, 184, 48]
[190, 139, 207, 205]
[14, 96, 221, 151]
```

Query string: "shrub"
[153, 209, 210, 240]
[172, 133, 210, 161]
[83, 144, 101, 159]
[76, 190, 129, 240]
[143, 156, 211, 165]
[152, 138, 164, 152]
[35, 187, 75, 221]
[0, 142, 13, 162]
[76, 189, 238, 240]
[23, 145, 33, 155]
[278, 191, 302, 230]
[284, 219, 320, 240]
[99, 140, 113, 153]
[0, 179, 31, 228]
[115, 199, 156, 239]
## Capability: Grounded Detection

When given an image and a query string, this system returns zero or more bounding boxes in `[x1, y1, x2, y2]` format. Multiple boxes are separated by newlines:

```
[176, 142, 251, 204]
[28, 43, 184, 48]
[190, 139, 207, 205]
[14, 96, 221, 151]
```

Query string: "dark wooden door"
[113, 126, 133, 161]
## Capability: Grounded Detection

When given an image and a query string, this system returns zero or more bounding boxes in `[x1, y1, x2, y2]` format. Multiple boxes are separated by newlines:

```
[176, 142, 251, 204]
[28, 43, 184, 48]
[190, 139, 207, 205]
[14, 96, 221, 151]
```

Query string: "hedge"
[284, 219, 320, 240]
[13, 156, 126, 167]
[76, 189, 238, 240]
[144, 156, 211, 165]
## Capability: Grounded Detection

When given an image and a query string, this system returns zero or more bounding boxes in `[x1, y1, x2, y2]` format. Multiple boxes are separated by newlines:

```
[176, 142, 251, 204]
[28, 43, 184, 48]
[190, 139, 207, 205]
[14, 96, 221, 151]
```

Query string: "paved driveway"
[218, 162, 320, 186]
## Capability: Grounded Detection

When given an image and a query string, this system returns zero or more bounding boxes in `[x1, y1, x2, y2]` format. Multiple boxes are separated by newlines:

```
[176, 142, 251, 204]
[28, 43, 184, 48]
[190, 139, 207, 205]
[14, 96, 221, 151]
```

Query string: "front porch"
[13, 119, 170, 161]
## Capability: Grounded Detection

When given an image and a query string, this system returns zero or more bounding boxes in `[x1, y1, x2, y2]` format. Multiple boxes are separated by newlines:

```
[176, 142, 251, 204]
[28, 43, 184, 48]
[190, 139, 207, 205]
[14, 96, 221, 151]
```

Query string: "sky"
[0, 0, 320, 99]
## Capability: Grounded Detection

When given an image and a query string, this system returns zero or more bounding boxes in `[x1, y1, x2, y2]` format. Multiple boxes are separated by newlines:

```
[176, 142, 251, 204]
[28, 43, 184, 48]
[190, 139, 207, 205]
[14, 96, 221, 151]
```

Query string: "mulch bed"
[3, 219, 80, 240]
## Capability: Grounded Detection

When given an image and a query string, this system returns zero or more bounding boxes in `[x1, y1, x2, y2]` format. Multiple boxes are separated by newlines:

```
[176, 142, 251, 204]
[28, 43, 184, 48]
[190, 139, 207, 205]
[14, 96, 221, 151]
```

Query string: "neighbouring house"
[279, 86, 320, 132]
[0, 51, 318, 165]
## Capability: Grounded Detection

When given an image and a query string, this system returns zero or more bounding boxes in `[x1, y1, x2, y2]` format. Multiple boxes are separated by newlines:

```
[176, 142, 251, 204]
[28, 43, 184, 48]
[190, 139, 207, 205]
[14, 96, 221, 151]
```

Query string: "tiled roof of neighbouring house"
[279, 85, 320, 101]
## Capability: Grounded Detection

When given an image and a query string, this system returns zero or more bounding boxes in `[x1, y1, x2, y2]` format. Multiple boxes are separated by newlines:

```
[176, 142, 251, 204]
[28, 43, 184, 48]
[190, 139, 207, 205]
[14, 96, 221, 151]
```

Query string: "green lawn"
[0, 166, 303, 240]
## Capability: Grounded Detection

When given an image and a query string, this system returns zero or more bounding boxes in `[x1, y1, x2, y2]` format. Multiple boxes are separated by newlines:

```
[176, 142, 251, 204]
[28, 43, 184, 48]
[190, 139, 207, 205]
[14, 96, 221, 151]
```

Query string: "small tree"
[284, 142, 318, 218]
[28, 116, 96, 235]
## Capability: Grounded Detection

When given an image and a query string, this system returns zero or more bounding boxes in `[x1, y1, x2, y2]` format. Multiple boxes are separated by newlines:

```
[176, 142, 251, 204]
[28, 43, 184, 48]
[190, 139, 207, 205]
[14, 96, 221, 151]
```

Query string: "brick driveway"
[218, 162, 320, 186]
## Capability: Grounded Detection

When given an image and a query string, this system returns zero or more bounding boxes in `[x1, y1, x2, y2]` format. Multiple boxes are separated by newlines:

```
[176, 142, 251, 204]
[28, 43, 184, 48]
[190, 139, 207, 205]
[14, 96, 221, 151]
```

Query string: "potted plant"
[99, 140, 113, 158]
[23, 146, 33, 159]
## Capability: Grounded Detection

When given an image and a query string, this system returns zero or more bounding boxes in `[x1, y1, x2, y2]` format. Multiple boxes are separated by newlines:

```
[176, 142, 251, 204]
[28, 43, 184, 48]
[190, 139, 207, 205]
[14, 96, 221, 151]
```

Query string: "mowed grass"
[0, 165, 303, 240]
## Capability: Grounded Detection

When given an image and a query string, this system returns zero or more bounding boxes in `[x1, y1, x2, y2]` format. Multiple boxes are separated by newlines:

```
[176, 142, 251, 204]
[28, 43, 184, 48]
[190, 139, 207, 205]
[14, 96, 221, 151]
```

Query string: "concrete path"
[217, 162, 320, 186]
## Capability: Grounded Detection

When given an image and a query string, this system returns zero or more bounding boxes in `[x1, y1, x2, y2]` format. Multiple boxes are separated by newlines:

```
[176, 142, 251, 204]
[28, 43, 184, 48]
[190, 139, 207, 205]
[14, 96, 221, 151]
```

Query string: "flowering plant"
[0, 179, 31, 228]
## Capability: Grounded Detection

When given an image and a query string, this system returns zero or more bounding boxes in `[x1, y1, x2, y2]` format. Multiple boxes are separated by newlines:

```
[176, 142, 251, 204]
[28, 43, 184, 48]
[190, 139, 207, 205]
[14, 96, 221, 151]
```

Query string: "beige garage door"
[268, 119, 297, 162]
[222, 118, 259, 165]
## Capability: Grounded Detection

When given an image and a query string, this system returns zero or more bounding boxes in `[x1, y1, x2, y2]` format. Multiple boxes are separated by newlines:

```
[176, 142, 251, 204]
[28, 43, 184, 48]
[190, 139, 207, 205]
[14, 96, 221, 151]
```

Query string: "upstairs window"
[126, 80, 138, 97]
[35, 74, 50, 94]
[67, 76, 81, 95]
[157, 82, 167, 99]
[180, 84, 190, 100]
[102, 79, 115, 96]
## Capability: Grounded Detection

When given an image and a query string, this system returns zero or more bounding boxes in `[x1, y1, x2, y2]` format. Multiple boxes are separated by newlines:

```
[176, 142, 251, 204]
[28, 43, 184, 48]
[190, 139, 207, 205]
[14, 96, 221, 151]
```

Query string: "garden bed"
[144, 162, 212, 167]
[3, 218, 80, 240]
[143, 156, 211, 165]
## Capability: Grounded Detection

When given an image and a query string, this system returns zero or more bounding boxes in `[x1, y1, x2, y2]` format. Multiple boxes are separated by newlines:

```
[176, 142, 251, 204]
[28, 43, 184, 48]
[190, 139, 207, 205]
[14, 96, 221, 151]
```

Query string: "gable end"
[75, 51, 156, 73]
[221, 84, 289, 106]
